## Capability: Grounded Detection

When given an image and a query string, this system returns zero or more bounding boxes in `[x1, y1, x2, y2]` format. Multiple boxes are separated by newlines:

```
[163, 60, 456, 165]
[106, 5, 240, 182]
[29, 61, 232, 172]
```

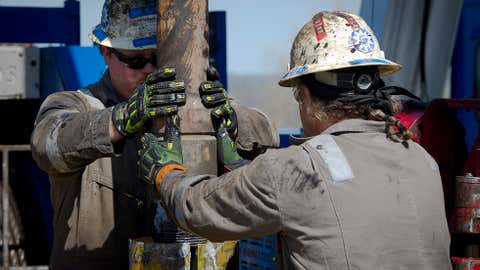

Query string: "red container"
[453, 175, 480, 233]
[452, 257, 480, 270]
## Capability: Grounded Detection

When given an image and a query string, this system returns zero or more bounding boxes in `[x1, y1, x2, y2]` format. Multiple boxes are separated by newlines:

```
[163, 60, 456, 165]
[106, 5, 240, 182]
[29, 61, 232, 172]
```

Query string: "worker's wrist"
[223, 158, 250, 173]
[154, 164, 188, 191]
[109, 110, 125, 143]
[228, 127, 238, 141]
[111, 103, 131, 137]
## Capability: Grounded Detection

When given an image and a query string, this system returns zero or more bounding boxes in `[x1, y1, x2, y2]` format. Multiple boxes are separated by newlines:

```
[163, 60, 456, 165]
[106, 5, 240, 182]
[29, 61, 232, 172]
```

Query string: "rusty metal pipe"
[155, 0, 217, 180]
[156, 0, 211, 134]
[0, 145, 30, 268]
[151, 0, 216, 248]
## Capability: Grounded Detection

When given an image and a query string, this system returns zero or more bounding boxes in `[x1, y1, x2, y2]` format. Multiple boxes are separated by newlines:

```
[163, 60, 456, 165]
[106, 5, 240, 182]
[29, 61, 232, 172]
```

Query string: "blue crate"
[278, 128, 302, 148]
[239, 235, 277, 270]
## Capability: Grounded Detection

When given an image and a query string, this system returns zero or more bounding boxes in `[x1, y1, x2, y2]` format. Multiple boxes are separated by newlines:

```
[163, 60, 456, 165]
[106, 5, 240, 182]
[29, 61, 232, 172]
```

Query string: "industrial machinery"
[0, 0, 478, 269]
[0, 1, 228, 268]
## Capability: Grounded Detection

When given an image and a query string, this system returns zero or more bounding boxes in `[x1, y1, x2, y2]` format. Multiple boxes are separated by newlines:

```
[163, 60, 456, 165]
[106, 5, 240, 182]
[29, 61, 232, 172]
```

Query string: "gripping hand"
[199, 81, 248, 172]
[199, 81, 238, 136]
[112, 67, 186, 137]
[138, 115, 187, 191]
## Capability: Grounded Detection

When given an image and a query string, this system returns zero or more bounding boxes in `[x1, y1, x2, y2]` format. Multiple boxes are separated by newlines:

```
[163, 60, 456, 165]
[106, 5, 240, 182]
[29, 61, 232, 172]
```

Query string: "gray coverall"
[159, 119, 452, 270]
[30, 72, 279, 270]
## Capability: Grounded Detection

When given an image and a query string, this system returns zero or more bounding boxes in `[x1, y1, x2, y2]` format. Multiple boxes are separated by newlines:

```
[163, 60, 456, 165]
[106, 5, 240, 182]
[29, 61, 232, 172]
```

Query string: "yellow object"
[129, 238, 236, 270]
[197, 241, 236, 269]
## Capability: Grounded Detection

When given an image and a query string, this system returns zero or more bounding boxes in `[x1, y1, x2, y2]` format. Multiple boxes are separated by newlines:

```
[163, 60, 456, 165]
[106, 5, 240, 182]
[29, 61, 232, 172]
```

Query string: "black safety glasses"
[110, 48, 157, 70]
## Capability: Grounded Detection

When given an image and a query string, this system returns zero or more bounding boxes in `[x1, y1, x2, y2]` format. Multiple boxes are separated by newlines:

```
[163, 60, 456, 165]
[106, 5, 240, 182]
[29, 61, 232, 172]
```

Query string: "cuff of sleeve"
[155, 164, 188, 191]
[89, 108, 117, 155]
[159, 173, 212, 233]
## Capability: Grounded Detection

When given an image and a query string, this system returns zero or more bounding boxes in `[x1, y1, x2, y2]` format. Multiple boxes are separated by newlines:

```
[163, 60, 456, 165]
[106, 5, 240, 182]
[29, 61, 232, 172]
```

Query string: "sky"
[0, 0, 361, 75]
[209, 0, 362, 75]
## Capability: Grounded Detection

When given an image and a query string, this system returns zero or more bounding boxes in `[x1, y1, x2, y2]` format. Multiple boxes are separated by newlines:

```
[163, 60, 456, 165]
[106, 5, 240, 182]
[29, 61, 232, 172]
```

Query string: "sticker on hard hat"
[129, 6, 156, 19]
[133, 36, 156, 48]
[348, 58, 390, 65]
[282, 66, 309, 78]
[312, 13, 327, 41]
[93, 25, 108, 42]
[333, 12, 361, 31]
[100, 2, 109, 28]
[349, 29, 375, 53]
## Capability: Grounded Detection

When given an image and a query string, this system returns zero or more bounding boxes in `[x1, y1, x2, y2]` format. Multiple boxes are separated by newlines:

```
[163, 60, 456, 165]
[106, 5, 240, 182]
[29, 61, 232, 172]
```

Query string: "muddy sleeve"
[31, 91, 116, 174]
[159, 151, 283, 242]
[232, 102, 280, 159]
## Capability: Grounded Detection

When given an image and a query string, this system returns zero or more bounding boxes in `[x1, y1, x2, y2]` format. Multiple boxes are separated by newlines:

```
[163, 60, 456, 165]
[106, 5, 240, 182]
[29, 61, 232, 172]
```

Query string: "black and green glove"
[112, 67, 186, 137]
[199, 81, 238, 136]
[138, 115, 187, 191]
[199, 81, 248, 172]
[215, 121, 249, 172]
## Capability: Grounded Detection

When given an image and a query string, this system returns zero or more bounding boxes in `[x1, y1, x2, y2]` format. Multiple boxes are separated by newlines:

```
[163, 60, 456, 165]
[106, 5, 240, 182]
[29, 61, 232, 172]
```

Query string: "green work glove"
[215, 120, 249, 172]
[199, 81, 238, 136]
[138, 115, 187, 191]
[199, 81, 248, 172]
[112, 67, 186, 137]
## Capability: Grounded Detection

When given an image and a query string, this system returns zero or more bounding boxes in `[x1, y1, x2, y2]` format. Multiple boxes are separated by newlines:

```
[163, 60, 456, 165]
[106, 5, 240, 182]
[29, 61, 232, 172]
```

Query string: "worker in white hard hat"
[138, 11, 451, 269]
[31, 0, 278, 269]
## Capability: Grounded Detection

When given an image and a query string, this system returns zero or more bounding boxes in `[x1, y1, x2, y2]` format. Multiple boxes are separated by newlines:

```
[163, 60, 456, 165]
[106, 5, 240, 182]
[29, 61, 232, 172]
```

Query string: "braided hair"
[298, 70, 419, 145]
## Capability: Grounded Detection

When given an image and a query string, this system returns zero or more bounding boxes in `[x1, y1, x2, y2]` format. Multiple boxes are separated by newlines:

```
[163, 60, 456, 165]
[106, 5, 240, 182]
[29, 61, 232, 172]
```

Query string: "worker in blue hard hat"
[31, 0, 278, 269]
[138, 11, 451, 270]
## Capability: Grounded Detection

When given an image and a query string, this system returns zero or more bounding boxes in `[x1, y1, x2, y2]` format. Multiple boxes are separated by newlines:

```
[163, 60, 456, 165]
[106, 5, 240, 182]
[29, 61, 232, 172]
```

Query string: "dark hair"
[298, 68, 413, 144]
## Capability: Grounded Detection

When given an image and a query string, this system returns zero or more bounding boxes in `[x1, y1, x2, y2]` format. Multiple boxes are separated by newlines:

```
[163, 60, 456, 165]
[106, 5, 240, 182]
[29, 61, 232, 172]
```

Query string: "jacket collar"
[86, 70, 123, 107]
[290, 119, 385, 145]
[322, 119, 385, 135]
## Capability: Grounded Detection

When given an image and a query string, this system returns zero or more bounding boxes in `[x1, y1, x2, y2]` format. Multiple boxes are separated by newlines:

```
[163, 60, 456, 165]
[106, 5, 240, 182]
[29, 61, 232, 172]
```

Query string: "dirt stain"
[285, 160, 322, 193]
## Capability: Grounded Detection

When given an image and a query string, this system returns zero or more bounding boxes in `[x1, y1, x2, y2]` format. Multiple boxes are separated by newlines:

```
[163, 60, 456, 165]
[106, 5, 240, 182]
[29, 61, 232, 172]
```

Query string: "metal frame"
[0, 145, 31, 269]
[0, 0, 79, 45]
[208, 11, 228, 89]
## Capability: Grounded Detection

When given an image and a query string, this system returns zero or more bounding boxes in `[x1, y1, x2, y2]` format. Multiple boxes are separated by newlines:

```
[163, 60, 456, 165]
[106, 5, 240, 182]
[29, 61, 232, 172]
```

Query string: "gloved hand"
[199, 81, 248, 172]
[199, 81, 238, 136]
[112, 67, 186, 137]
[215, 122, 249, 172]
[138, 115, 187, 191]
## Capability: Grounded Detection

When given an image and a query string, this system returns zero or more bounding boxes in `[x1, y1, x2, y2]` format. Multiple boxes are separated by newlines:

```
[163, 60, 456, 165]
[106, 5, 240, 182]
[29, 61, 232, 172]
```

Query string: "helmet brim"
[88, 24, 157, 50]
[278, 58, 402, 87]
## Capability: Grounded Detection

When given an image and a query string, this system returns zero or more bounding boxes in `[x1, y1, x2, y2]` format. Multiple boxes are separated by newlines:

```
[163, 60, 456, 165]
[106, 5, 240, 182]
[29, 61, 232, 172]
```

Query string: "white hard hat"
[279, 11, 401, 87]
[89, 0, 157, 50]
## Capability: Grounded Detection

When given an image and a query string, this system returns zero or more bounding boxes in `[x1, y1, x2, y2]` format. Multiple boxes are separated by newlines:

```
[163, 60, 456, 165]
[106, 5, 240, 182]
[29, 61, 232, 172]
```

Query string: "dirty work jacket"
[30, 72, 279, 270]
[160, 119, 451, 270]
